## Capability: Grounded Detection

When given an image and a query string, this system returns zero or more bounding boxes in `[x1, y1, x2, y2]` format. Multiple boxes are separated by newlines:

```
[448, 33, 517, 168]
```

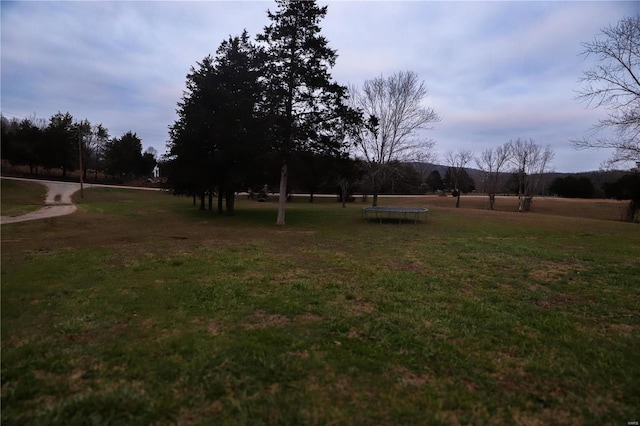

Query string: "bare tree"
[475, 142, 512, 210]
[80, 122, 109, 181]
[574, 14, 640, 168]
[444, 149, 473, 208]
[510, 138, 554, 212]
[349, 70, 440, 206]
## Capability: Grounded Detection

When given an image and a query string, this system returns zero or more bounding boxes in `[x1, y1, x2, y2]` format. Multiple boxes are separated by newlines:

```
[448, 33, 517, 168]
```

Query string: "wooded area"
[1, 112, 156, 183]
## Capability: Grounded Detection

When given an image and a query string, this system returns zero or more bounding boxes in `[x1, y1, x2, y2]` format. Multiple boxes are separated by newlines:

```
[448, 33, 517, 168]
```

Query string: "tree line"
[1, 112, 156, 181]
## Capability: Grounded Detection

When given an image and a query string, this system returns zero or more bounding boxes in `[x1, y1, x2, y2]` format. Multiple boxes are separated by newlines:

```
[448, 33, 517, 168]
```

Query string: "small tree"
[444, 149, 473, 208]
[475, 142, 512, 210]
[509, 138, 554, 212]
[574, 14, 640, 168]
[425, 170, 444, 192]
[349, 70, 440, 206]
[79, 122, 109, 181]
[140, 147, 157, 177]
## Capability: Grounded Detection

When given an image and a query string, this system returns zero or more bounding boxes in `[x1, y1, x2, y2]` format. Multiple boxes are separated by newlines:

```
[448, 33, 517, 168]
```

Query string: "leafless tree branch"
[574, 14, 640, 168]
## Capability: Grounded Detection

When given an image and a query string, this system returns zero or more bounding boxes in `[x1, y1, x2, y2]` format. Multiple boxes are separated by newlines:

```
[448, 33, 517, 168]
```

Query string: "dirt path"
[1, 177, 164, 225]
[1, 178, 82, 225]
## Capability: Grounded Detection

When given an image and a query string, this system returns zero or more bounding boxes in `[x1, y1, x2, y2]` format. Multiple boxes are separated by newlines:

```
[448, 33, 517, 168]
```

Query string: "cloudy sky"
[2, 1, 638, 172]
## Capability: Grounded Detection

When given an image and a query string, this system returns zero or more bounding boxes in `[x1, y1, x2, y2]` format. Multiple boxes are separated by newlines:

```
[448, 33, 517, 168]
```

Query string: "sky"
[2, 1, 638, 173]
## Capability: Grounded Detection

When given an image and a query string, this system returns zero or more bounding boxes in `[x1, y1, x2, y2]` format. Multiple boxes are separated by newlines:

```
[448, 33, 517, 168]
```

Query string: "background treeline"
[1, 112, 156, 182]
[1, 111, 630, 202]
[0, 107, 569, 199]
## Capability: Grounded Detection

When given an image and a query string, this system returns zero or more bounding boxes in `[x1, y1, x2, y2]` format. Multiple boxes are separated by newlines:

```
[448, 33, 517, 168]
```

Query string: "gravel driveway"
[1, 178, 163, 225]
[1, 178, 81, 225]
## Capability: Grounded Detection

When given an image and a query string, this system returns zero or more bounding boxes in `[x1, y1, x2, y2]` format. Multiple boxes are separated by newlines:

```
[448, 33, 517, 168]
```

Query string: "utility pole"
[78, 132, 84, 198]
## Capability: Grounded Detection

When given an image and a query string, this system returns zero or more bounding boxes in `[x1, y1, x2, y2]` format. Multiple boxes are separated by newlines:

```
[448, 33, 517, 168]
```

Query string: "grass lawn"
[1, 179, 47, 217]
[1, 187, 639, 425]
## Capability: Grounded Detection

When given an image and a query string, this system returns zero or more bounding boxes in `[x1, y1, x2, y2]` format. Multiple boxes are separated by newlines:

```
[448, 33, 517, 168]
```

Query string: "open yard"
[0, 178, 48, 217]
[1, 183, 639, 424]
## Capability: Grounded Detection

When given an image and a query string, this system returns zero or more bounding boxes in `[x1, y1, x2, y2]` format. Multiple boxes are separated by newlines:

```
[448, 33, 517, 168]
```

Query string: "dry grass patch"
[528, 260, 587, 284]
[341, 298, 375, 316]
[239, 310, 323, 330]
[392, 365, 431, 387]
[535, 293, 584, 309]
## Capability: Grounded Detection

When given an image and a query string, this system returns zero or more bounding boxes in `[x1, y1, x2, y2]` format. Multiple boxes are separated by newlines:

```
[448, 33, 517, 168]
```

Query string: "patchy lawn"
[2, 188, 639, 424]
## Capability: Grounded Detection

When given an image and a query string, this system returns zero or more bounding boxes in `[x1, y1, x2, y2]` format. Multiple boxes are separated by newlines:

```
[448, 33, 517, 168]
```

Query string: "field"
[1, 182, 639, 425]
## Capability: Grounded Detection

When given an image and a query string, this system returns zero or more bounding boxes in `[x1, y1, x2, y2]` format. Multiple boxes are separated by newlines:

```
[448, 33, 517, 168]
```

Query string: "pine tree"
[257, 0, 351, 225]
[166, 55, 218, 203]
[209, 31, 263, 214]
[166, 32, 262, 214]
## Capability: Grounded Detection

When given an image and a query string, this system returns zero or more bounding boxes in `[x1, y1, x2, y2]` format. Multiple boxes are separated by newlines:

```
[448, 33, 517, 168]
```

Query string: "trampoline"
[362, 206, 428, 223]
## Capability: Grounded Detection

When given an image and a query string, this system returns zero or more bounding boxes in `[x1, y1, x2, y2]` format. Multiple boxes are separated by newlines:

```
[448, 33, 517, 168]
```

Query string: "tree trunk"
[624, 199, 639, 222]
[456, 191, 461, 208]
[208, 190, 213, 211]
[488, 193, 495, 210]
[276, 164, 287, 226]
[519, 195, 533, 212]
[371, 173, 379, 207]
[226, 190, 235, 216]
[340, 180, 347, 208]
[199, 192, 205, 210]
[217, 187, 224, 215]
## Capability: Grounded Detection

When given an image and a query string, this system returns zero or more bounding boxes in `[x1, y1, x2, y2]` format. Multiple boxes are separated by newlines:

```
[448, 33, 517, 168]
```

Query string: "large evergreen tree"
[166, 32, 262, 214]
[257, 0, 352, 225]
[167, 55, 219, 206]
[210, 32, 263, 215]
[45, 112, 77, 177]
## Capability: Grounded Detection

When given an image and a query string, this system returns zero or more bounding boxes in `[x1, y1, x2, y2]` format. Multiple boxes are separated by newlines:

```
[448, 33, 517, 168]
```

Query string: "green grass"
[2, 188, 639, 425]
[1, 179, 47, 216]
